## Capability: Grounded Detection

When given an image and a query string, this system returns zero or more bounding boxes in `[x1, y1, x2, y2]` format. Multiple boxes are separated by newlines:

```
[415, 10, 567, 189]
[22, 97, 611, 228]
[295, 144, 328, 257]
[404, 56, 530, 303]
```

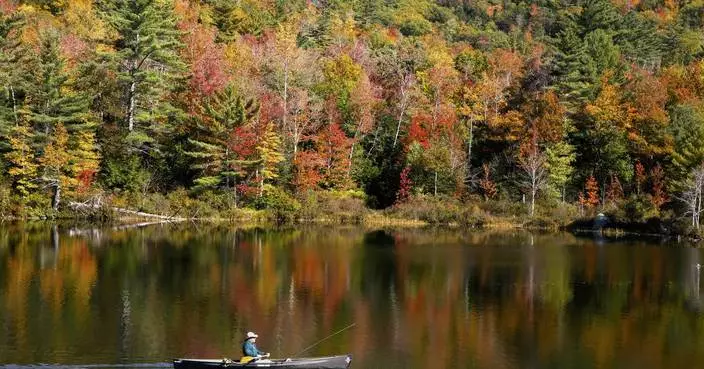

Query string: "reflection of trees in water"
[2, 225, 704, 367]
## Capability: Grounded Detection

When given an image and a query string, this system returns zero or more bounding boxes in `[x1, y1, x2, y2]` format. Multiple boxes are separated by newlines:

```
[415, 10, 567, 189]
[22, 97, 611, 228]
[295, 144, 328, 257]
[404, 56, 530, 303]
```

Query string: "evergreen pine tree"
[670, 104, 704, 187]
[551, 15, 594, 109]
[0, 12, 29, 152]
[99, 0, 185, 146]
[578, 0, 620, 36]
[186, 86, 260, 192]
[614, 13, 663, 69]
[26, 31, 92, 147]
[209, 0, 240, 43]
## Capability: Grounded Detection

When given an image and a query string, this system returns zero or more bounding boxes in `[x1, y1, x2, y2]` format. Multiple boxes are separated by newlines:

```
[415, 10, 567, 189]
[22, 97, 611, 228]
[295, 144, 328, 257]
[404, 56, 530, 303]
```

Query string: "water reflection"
[0, 224, 703, 368]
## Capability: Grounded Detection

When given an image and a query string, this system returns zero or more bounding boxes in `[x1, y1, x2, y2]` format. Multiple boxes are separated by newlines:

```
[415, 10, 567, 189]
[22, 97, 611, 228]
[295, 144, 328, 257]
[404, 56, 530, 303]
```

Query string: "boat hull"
[173, 355, 352, 369]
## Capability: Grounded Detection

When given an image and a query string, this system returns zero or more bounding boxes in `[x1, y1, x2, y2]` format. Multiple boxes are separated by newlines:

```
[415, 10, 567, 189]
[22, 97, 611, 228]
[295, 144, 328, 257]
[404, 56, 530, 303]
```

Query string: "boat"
[173, 355, 352, 369]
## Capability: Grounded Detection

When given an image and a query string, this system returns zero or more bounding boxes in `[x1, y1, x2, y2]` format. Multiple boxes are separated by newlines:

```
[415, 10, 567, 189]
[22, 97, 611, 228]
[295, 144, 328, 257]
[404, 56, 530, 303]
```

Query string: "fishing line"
[291, 322, 356, 357]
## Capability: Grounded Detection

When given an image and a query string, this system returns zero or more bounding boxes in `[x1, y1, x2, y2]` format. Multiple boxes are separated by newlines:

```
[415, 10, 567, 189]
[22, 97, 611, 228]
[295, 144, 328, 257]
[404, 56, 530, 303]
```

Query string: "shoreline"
[3, 208, 691, 241]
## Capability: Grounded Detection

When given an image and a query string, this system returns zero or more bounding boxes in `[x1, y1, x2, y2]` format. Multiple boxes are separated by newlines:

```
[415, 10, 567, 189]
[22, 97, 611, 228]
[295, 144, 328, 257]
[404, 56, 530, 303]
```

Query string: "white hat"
[246, 332, 258, 339]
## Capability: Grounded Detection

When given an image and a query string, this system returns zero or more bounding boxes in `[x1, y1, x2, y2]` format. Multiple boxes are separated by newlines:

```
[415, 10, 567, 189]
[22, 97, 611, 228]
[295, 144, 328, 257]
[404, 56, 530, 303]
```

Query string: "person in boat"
[241, 331, 270, 363]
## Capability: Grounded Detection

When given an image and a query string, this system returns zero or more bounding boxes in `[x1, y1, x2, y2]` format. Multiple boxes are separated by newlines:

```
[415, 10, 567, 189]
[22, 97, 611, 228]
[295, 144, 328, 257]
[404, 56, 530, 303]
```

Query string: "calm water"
[1, 223, 703, 369]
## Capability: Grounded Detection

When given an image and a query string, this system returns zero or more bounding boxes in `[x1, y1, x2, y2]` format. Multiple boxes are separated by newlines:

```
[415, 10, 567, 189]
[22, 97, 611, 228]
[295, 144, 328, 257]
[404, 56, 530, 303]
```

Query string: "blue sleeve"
[243, 341, 266, 356]
[243, 341, 255, 356]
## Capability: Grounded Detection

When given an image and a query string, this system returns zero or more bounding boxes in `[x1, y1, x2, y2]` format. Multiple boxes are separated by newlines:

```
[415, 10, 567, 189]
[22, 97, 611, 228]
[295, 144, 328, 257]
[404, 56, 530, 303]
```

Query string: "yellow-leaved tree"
[6, 119, 37, 198]
[256, 123, 284, 197]
[39, 123, 71, 210]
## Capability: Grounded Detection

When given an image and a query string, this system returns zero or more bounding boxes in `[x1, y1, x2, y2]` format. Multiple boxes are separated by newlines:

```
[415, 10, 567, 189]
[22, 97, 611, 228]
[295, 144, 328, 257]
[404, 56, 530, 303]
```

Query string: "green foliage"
[389, 194, 486, 226]
[98, 0, 185, 145]
[0, 0, 701, 229]
[0, 11, 28, 151]
[545, 141, 576, 201]
[187, 85, 259, 192]
[253, 186, 300, 223]
[670, 104, 704, 185]
[26, 30, 93, 146]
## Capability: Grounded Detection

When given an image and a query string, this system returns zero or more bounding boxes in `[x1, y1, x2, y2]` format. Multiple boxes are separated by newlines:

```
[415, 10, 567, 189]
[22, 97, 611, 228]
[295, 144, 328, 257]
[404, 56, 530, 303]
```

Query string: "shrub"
[298, 190, 368, 223]
[253, 187, 301, 223]
[390, 195, 485, 226]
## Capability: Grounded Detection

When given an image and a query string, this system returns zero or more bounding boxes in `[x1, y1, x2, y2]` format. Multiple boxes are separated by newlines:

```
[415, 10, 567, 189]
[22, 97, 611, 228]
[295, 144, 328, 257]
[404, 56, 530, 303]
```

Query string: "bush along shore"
[3, 188, 697, 239]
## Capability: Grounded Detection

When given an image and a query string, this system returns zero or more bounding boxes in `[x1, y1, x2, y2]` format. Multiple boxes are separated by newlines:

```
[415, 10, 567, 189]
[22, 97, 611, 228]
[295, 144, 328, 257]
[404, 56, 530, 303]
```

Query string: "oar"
[290, 322, 357, 358]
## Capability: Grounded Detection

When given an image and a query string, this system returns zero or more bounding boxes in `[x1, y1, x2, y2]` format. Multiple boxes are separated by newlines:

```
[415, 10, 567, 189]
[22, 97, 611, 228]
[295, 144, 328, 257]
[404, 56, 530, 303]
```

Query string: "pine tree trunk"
[10, 85, 17, 124]
[128, 80, 136, 132]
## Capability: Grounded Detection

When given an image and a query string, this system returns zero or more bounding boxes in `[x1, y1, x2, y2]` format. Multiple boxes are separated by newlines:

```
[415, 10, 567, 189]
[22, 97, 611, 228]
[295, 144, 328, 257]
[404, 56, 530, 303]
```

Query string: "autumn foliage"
[0, 0, 702, 225]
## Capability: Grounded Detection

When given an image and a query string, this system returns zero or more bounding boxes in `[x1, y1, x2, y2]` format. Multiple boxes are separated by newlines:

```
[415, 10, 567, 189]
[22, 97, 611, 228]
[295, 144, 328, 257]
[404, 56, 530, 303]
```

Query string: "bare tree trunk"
[434, 171, 438, 196]
[467, 117, 473, 178]
[283, 61, 288, 134]
[393, 74, 412, 148]
[530, 185, 536, 217]
[519, 146, 547, 218]
[393, 97, 408, 148]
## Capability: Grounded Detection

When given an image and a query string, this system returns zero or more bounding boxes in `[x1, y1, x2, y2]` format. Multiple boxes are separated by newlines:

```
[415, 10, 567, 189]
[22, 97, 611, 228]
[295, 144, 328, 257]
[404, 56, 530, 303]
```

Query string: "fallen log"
[68, 200, 187, 221]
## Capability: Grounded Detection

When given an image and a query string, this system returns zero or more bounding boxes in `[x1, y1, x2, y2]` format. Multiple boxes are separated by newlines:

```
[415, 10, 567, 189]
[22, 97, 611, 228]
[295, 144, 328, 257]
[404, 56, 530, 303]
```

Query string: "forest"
[1, 0, 704, 230]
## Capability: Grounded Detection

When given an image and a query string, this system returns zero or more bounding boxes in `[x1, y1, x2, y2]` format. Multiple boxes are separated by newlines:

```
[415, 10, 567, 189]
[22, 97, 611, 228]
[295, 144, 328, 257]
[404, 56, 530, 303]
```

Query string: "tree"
[634, 160, 645, 195]
[518, 139, 548, 217]
[6, 120, 37, 197]
[0, 11, 28, 149]
[650, 164, 668, 211]
[545, 141, 576, 202]
[670, 104, 704, 185]
[320, 54, 362, 130]
[375, 41, 422, 148]
[180, 19, 228, 99]
[186, 86, 259, 197]
[26, 30, 92, 146]
[292, 149, 324, 193]
[395, 166, 412, 204]
[479, 163, 497, 201]
[256, 122, 285, 197]
[579, 175, 600, 212]
[681, 164, 704, 229]
[578, 78, 633, 184]
[70, 129, 101, 192]
[38, 123, 70, 210]
[605, 173, 624, 207]
[347, 71, 379, 174]
[317, 123, 353, 190]
[263, 18, 320, 158]
[99, 0, 185, 142]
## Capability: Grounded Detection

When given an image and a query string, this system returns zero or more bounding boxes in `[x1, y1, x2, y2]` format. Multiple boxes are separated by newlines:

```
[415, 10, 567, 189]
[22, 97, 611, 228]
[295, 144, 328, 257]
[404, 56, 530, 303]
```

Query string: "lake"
[1, 223, 703, 369]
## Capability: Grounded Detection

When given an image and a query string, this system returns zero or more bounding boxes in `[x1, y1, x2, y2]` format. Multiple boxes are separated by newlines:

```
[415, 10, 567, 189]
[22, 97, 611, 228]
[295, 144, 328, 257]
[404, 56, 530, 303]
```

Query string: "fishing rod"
[291, 322, 357, 357]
